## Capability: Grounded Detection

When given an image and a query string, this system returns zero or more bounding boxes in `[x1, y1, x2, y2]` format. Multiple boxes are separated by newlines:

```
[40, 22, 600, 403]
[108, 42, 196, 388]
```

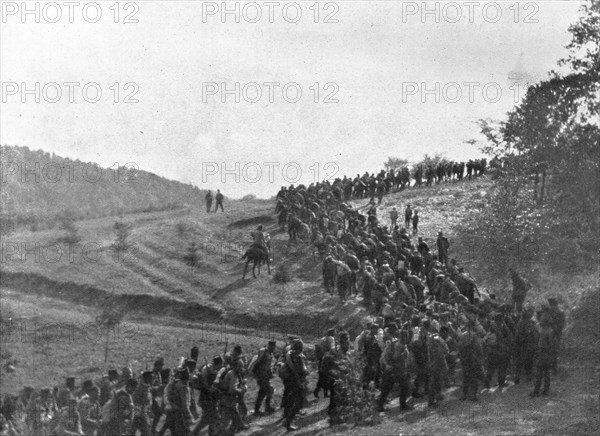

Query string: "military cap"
[233, 345, 243, 354]
[154, 357, 165, 366]
[65, 377, 76, 386]
[141, 371, 154, 382]
[212, 355, 223, 364]
[108, 369, 119, 380]
[40, 388, 51, 396]
[175, 367, 189, 381]
[121, 367, 133, 380]
[327, 328, 336, 336]
[81, 380, 94, 392]
[370, 323, 380, 330]
[126, 378, 138, 389]
[185, 359, 197, 370]
[292, 338, 304, 351]
[268, 340, 277, 346]
[339, 331, 349, 339]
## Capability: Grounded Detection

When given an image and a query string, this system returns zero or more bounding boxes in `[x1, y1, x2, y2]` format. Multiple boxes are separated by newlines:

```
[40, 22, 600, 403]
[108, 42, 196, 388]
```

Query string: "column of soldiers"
[274, 157, 486, 241]
[0, 283, 566, 435]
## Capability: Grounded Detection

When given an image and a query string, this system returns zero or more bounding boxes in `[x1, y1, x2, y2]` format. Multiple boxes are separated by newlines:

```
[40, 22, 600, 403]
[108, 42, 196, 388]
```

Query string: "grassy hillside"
[0, 145, 205, 232]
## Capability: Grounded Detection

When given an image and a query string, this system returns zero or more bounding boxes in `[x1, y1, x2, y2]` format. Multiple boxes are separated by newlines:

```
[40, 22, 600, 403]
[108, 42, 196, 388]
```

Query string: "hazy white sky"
[1, 1, 583, 197]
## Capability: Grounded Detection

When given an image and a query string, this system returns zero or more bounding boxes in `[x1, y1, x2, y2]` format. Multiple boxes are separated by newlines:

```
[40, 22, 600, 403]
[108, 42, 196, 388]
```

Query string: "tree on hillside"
[472, 0, 600, 272]
[56, 210, 81, 244]
[112, 221, 133, 262]
[95, 306, 125, 364]
[383, 157, 409, 170]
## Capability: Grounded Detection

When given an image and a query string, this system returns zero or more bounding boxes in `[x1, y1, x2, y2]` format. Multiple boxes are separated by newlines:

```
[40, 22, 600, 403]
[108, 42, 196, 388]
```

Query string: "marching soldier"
[129, 371, 153, 436]
[205, 190, 213, 213]
[100, 378, 136, 436]
[281, 339, 308, 431]
[193, 356, 223, 436]
[253, 341, 277, 415]
[458, 319, 484, 401]
[219, 359, 249, 434]
[78, 386, 101, 436]
[378, 325, 412, 412]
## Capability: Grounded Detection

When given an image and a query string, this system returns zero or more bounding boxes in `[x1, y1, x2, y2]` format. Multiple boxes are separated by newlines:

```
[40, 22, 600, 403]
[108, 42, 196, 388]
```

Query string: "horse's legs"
[266, 256, 271, 275]
[252, 260, 257, 278]
[243, 258, 251, 279]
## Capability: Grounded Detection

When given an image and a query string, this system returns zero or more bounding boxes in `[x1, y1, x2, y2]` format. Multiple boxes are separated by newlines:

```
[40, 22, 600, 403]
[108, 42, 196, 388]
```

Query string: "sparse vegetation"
[183, 241, 201, 267]
[56, 211, 81, 244]
[112, 220, 132, 259]
[273, 264, 292, 283]
[95, 306, 125, 364]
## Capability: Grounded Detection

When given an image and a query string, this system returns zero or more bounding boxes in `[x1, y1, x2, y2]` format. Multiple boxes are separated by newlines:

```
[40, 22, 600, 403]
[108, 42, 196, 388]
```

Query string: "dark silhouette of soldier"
[531, 312, 557, 397]
[205, 191, 213, 213]
[214, 190, 224, 212]
[253, 341, 276, 415]
[458, 320, 484, 401]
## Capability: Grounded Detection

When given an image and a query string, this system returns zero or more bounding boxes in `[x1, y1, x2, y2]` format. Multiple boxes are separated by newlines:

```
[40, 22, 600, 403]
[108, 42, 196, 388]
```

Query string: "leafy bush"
[183, 241, 200, 267]
[330, 355, 379, 426]
[273, 264, 292, 283]
[569, 287, 600, 360]
[56, 211, 81, 244]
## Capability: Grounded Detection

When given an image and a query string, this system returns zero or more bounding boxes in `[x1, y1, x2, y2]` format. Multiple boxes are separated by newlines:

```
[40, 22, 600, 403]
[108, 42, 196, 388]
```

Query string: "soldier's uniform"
[484, 315, 513, 389]
[51, 400, 83, 436]
[531, 314, 557, 397]
[253, 342, 276, 414]
[322, 256, 337, 295]
[205, 191, 213, 213]
[219, 366, 247, 434]
[410, 330, 430, 398]
[510, 270, 532, 313]
[129, 373, 153, 436]
[314, 331, 336, 398]
[514, 309, 539, 384]
[458, 326, 484, 401]
[161, 371, 192, 436]
[214, 191, 224, 212]
[427, 334, 449, 407]
[378, 329, 411, 411]
[78, 387, 101, 436]
[194, 358, 221, 436]
[101, 383, 134, 436]
[281, 340, 308, 431]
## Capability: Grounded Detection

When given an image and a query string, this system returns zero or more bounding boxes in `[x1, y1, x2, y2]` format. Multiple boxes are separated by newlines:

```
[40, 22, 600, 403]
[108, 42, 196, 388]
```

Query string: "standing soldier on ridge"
[214, 189, 225, 213]
[205, 190, 213, 213]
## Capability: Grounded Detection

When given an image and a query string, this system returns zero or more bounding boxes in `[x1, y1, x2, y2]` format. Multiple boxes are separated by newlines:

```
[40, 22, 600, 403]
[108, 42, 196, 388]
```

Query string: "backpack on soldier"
[212, 367, 229, 398]
[246, 353, 260, 378]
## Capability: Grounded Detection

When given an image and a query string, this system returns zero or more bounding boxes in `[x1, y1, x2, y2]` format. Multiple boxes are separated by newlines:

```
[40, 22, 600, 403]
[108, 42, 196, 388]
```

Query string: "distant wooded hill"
[0, 145, 205, 232]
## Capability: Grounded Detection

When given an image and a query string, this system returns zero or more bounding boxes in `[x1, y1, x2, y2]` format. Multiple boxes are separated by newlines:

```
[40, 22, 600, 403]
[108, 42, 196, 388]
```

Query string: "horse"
[241, 234, 272, 279]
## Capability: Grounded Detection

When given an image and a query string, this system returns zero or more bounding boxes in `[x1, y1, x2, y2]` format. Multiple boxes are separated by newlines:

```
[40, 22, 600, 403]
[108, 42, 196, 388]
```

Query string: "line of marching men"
[1, 286, 565, 436]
